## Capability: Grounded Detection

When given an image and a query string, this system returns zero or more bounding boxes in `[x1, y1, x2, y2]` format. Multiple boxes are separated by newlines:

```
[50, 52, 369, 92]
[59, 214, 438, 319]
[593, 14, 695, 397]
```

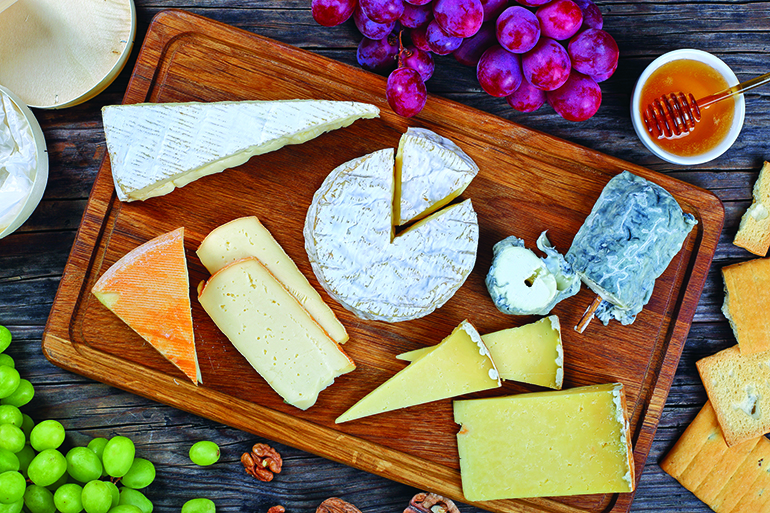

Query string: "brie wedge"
[304, 149, 479, 322]
[102, 100, 379, 202]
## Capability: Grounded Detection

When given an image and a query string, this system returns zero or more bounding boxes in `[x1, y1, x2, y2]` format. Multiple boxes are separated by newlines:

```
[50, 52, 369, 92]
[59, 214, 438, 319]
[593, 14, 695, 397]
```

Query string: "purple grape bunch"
[311, 0, 619, 121]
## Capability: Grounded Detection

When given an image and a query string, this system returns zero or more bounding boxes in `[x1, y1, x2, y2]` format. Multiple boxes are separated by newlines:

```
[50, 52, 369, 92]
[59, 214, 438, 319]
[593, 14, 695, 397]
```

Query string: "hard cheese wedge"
[102, 100, 379, 201]
[335, 320, 500, 423]
[197, 216, 348, 344]
[198, 257, 354, 410]
[91, 227, 200, 384]
[397, 316, 564, 389]
[454, 383, 635, 501]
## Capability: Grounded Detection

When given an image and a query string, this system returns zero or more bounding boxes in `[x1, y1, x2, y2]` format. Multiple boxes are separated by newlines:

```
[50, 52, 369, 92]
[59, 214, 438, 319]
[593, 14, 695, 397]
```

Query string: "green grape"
[45, 471, 68, 492]
[54, 483, 84, 513]
[87, 438, 108, 459]
[1, 379, 34, 408]
[0, 405, 22, 427]
[188, 441, 219, 466]
[0, 366, 20, 399]
[66, 447, 103, 483]
[108, 506, 142, 513]
[180, 498, 215, 513]
[102, 436, 134, 478]
[20, 414, 34, 439]
[120, 458, 155, 489]
[0, 355, 13, 368]
[23, 485, 55, 513]
[118, 489, 152, 513]
[0, 326, 10, 353]
[0, 448, 19, 473]
[104, 482, 119, 508]
[0, 500, 22, 513]
[27, 449, 67, 487]
[15, 444, 35, 477]
[0, 470, 26, 504]
[81, 480, 113, 513]
[30, 420, 65, 451]
[0, 424, 25, 453]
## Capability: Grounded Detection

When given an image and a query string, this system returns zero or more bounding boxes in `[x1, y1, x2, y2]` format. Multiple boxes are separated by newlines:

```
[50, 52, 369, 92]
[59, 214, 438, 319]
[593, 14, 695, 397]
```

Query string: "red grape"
[357, 36, 399, 73]
[506, 79, 546, 112]
[572, 0, 603, 30]
[546, 71, 601, 121]
[522, 37, 571, 91]
[360, 0, 405, 24]
[354, 6, 396, 39]
[497, 6, 540, 54]
[401, 46, 435, 81]
[515, 0, 551, 6]
[477, 45, 523, 97]
[426, 20, 463, 55]
[386, 67, 428, 117]
[568, 28, 618, 76]
[311, 0, 357, 27]
[400, 2, 433, 28]
[536, 0, 583, 40]
[453, 22, 496, 66]
[433, 0, 484, 38]
[405, 0, 431, 5]
[410, 25, 432, 52]
[480, 0, 508, 22]
[591, 60, 617, 83]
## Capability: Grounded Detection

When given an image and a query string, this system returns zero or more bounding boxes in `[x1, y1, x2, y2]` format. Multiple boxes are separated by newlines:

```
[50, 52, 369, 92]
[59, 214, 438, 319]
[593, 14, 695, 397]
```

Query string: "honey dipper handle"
[698, 71, 770, 109]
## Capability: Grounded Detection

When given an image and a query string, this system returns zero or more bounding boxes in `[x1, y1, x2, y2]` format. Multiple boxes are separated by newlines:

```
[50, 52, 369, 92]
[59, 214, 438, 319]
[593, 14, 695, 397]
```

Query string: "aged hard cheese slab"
[454, 383, 634, 501]
[198, 257, 355, 410]
[197, 216, 348, 344]
[336, 320, 500, 423]
[91, 227, 200, 384]
[102, 100, 379, 201]
[398, 316, 564, 389]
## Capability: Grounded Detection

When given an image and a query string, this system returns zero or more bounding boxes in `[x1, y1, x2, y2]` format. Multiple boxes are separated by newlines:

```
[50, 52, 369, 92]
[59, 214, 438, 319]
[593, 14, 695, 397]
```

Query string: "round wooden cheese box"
[0, 0, 136, 109]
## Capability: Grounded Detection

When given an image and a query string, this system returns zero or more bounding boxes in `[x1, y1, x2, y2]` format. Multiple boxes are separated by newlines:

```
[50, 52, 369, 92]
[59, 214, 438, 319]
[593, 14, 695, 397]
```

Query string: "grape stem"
[397, 29, 409, 68]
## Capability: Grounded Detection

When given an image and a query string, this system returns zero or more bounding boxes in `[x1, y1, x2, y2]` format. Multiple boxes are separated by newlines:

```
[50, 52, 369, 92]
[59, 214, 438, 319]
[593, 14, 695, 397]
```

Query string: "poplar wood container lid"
[0, 0, 136, 109]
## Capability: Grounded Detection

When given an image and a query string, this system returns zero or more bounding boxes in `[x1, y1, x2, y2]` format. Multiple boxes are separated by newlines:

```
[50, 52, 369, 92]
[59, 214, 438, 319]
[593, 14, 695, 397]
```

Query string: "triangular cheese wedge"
[335, 320, 500, 423]
[102, 100, 380, 201]
[92, 227, 200, 384]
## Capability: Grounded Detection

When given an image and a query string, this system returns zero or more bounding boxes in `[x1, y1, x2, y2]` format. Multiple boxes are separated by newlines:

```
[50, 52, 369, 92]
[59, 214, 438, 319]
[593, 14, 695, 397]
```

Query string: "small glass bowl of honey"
[631, 49, 745, 165]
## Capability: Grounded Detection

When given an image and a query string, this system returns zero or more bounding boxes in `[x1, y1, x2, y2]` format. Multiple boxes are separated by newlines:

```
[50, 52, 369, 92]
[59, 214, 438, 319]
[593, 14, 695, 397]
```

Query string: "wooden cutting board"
[43, 10, 724, 513]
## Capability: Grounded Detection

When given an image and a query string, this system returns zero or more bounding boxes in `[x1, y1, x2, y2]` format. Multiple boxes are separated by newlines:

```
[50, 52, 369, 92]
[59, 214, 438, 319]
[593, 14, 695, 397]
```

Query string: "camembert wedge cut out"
[335, 320, 500, 423]
[198, 257, 355, 410]
[91, 227, 200, 384]
[102, 100, 379, 201]
[197, 216, 348, 344]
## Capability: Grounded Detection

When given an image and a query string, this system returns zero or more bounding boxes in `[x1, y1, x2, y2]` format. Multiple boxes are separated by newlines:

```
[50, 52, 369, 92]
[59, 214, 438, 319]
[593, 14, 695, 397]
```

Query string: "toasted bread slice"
[722, 257, 770, 354]
[734, 161, 770, 256]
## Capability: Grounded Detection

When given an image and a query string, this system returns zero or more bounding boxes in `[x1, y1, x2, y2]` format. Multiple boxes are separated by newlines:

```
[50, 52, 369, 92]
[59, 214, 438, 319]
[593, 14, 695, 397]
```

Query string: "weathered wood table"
[1, 1, 769, 512]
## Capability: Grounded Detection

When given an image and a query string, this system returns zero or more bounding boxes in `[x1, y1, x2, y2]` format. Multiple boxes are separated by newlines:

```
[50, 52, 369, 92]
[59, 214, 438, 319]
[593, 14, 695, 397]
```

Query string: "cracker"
[722, 257, 770, 354]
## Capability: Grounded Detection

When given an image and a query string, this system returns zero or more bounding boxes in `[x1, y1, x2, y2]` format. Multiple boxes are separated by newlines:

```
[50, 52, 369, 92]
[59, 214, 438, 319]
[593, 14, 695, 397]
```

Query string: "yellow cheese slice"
[198, 257, 355, 410]
[397, 316, 563, 389]
[454, 383, 635, 501]
[335, 320, 500, 423]
[91, 227, 200, 384]
[197, 216, 348, 344]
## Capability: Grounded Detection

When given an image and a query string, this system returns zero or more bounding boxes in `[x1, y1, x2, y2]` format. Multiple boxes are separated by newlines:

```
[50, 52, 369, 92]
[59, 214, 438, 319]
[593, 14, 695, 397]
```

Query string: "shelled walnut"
[241, 443, 283, 482]
[316, 498, 362, 513]
[404, 493, 460, 513]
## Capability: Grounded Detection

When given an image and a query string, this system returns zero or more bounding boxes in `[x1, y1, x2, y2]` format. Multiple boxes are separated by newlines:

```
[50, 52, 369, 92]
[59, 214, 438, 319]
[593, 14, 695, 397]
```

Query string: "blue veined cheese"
[304, 149, 479, 322]
[102, 100, 379, 202]
[486, 231, 580, 316]
[565, 171, 697, 326]
[395, 127, 478, 225]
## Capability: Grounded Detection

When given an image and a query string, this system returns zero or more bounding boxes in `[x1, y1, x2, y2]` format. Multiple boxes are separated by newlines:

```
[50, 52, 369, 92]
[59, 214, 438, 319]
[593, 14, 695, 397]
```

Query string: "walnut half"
[404, 493, 460, 513]
[241, 443, 283, 482]
[316, 498, 362, 513]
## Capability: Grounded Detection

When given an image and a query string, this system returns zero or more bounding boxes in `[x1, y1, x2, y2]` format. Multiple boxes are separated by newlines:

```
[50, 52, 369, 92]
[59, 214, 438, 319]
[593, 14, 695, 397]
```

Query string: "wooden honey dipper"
[643, 71, 770, 139]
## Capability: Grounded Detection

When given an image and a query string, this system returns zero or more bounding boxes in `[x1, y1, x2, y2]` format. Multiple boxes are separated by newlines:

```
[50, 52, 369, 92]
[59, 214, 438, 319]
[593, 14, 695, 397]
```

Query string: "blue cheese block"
[565, 171, 697, 325]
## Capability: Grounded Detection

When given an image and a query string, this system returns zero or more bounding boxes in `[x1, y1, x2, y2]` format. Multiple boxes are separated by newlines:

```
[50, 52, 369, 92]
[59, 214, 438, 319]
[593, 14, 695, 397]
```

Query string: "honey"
[639, 59, 735, 157]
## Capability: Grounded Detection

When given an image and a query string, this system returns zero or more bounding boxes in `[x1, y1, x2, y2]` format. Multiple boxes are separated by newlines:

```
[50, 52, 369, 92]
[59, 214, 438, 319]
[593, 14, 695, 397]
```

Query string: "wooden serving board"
[44, 10, 724, 513]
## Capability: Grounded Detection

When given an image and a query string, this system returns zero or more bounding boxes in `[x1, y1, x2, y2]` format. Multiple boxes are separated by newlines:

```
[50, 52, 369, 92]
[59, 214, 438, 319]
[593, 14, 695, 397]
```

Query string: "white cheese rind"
[102, 100, 379, 201]
[304, 149, 479, 322]
[395, 127, 478, 225]
[197, 257, 355, 410]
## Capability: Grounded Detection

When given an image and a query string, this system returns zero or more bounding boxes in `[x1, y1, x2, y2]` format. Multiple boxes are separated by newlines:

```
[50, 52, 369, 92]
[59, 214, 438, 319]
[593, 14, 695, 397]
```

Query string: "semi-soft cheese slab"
[454, 383, 634, 501]
[397, 316, 564, 389]
[198, 257, 355, 410]
[336, 320, 499, 423]
[92, 227, 200, 384]
[102, 100, 379, 201]
[197, 216, 348, 344]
